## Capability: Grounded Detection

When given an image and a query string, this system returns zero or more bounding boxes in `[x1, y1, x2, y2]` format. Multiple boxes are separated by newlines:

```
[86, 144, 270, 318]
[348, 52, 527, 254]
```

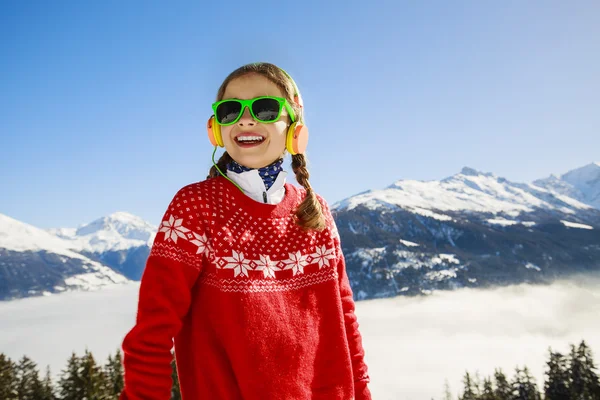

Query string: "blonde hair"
[207, 62, 325, 232]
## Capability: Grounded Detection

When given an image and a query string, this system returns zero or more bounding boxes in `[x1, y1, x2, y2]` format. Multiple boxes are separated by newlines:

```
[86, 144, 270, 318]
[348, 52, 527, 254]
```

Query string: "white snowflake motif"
[159, 215, 190, 244]
[310, 245, 336, 269]
[189, 232, 208, 255]
[254, 255, 282, 279]
[283, 251, 309, 276]
[222, 250, 253, 278]
[205, 240, 215, 261]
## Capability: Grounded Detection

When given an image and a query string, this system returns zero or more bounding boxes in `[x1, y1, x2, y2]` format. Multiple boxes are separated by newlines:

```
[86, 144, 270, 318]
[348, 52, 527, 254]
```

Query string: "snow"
[63, 270, 129, 290]
[534, 162, 600, 210]
[399, 239, 419, 247]
[332, 167, 590, 219]
[438, 254, 460, 264]
[351, 247, 387, 269]
[388, 250, 422, 270]
[2, 277, 600, 400]
[410, 207, 453, 221]
[487, 218, 518, 226]
[48, 212, 157, 253]
[562, 162, 600, 190]
[0, 213, 131, 295]
[1, 212, 156, 255]
[0, 213, 80, 256]
[560, 220, 594, 230]
[425, 267, 458, 281]
[525, 263, 542, 272]
[386, 250, 460, 271]
[488, 219, 538, 227]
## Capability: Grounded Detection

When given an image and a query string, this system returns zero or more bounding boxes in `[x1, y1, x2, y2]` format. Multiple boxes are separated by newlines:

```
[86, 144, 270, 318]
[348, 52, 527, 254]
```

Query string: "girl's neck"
[227, 158, 284, 191]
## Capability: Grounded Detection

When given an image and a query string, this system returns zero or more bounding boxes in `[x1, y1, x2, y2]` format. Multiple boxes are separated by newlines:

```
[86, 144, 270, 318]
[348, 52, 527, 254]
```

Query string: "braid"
[291, 154, 326, 231]
[207, 151, 233, 179]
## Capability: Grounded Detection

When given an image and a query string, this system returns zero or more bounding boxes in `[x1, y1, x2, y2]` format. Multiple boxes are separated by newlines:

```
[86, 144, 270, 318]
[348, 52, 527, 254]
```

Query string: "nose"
[237, 106, 255, 126]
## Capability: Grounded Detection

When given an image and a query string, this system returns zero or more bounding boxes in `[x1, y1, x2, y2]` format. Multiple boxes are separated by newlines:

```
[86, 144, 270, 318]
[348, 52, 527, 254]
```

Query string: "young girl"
[120, 62, 372, 400]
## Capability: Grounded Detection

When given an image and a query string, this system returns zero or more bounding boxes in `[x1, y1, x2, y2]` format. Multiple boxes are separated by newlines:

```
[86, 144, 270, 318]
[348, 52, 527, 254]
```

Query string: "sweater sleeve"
[320, 196, 372, 400]
[120, 188, 207, 400]
[336, 248, 373, 400]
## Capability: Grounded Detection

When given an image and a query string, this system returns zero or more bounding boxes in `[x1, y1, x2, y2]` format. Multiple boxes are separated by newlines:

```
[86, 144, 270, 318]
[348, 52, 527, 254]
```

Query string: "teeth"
[237, 136, 264, 142]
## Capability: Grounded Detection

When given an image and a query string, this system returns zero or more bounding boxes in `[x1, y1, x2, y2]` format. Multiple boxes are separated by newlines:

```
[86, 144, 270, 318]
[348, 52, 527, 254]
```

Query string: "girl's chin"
[230, 154, 282, 169]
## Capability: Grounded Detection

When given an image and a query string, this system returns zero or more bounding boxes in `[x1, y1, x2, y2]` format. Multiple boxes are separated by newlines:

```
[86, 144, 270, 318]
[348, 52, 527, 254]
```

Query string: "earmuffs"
[206, 67, 309, 155]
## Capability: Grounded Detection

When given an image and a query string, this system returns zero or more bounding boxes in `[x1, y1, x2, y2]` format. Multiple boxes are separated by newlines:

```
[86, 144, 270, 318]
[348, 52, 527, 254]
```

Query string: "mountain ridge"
[2, 161, 600, 301]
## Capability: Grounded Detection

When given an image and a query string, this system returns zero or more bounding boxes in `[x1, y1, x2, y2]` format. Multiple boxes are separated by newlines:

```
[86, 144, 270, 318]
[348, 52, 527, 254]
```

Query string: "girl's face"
[220, 73, 291, 169]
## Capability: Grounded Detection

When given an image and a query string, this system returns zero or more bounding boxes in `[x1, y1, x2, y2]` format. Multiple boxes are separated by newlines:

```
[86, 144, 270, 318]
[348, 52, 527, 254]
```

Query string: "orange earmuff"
[207, 116, 224, 147]
[286, 122, 309, 155]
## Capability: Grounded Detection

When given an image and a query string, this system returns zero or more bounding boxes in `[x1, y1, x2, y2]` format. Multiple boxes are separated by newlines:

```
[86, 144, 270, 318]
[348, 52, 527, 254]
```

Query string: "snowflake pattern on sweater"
[150, 177, 340, 292]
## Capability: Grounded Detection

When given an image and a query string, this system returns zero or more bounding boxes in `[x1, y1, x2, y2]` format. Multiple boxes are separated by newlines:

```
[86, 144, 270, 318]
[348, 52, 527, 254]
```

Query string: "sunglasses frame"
[211, 96, 297, 126]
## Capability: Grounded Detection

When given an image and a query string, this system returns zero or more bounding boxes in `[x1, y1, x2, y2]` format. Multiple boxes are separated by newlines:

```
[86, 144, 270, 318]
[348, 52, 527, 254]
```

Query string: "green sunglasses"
[212, 96, 297, 126]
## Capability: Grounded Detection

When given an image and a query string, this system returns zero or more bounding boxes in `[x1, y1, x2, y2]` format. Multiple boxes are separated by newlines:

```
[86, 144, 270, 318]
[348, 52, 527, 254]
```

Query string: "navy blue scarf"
[227, 158, 284, 190]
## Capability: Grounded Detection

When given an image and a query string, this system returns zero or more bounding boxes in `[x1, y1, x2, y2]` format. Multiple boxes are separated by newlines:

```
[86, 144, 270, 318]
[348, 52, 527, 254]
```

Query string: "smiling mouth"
[235, 135, 265, 147]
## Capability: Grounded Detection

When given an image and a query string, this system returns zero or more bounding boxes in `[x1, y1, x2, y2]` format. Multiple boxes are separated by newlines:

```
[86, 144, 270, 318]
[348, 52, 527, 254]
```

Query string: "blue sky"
[1, 1, 599, 229]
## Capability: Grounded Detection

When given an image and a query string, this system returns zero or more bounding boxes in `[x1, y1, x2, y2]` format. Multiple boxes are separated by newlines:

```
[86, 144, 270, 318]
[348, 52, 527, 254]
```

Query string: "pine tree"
[544, 348, 570, 400]
[459, 372, 478, 400]
[443, 378, 453, 400]
[103, 349, 124, 398]
[481, 377, 496, 400]
[171, 354, 181, 400]
[79, 348, 109, 399]
[521, 367, 541, 400]
[15, 355, 45, 400]
[569, 340, 600, 400]
[511, 366, 540, 400]
[473, 371, 483, 398]
[39, 365, 57, 400]
[0, 353, 18, 400]
[494, 368, 512, 400]
[58, 352, 84, 400]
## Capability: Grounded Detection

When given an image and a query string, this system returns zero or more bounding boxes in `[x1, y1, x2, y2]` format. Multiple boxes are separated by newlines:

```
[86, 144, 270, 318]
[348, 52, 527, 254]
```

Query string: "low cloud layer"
[1, 274, 599, 399]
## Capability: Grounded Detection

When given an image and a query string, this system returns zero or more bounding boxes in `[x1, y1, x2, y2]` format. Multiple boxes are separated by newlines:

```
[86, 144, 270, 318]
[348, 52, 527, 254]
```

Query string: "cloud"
[1, 274, 599, 399]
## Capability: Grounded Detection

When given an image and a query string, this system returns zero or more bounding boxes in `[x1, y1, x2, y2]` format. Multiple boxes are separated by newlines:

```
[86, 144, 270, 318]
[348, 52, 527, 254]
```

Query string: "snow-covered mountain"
[533, 162, 600, 210]
[0, 213, 130, 300]
[44, 212, 156, 282]
[48, 211, 156, 253]
[333, 166, 593, 220]
[331, 164, 600, 299]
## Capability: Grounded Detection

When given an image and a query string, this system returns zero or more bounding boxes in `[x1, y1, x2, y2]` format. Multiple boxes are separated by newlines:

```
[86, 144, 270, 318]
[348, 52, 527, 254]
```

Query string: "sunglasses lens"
[252, 98, 281, 122]
[216, 101, 242, 124]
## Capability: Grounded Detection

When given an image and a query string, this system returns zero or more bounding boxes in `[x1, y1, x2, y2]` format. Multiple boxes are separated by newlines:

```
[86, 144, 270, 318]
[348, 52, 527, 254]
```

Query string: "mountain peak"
[458, 167, 496, 179]
[460, 167, 482, 176]
[104, 211, 149, 225]
[534, 162, 600, 209]
[75, 212, 155, 241]
[0, 213, 76, 254]
[561, 162, 600, 186]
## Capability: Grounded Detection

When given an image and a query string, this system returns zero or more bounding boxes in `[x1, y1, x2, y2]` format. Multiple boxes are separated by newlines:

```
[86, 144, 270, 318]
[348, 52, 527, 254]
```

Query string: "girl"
[120, 62, 371, 400]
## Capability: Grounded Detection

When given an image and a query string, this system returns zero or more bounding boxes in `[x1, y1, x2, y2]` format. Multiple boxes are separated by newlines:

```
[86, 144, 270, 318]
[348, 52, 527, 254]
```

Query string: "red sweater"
[120, 176, 371, 400]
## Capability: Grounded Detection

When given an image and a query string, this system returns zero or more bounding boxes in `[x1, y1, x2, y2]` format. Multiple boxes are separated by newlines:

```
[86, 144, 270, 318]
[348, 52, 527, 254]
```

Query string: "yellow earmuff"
[206, 65, 309, 155]
[286, 121, 309, 155]
[207, 115, 223, 147]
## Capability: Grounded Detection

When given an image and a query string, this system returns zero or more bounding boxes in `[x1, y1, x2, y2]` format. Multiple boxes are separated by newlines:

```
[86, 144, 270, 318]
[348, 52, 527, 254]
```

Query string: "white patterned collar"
[226, 169, 287, 205]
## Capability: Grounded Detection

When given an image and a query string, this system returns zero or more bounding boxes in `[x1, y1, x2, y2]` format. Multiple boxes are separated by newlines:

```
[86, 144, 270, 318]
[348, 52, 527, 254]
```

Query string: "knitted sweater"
[120, 176, 372, 400]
